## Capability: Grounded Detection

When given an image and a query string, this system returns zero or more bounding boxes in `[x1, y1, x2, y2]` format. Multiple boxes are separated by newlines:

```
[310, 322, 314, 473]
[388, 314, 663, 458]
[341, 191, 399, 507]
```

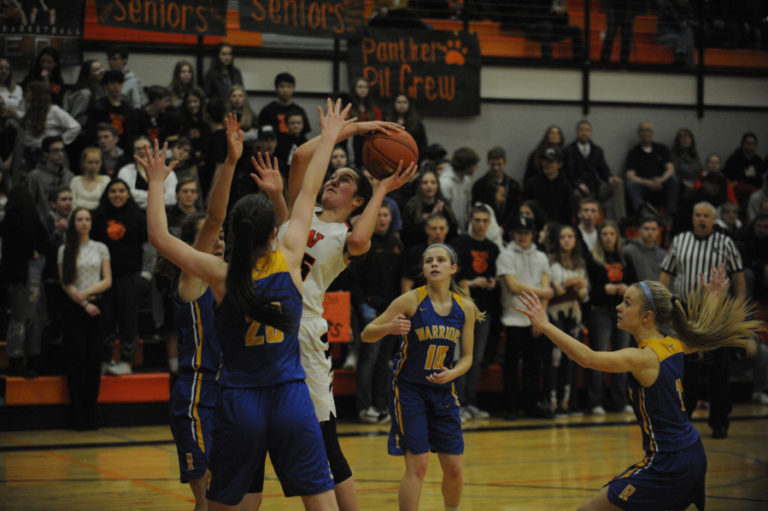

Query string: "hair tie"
[426, 243, 457, 264]
[639, 281, 658, 317]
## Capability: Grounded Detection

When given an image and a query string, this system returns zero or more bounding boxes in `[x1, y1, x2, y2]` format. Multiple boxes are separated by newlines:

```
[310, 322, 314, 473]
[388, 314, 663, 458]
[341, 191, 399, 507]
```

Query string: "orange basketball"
[362, 130, 419, 180]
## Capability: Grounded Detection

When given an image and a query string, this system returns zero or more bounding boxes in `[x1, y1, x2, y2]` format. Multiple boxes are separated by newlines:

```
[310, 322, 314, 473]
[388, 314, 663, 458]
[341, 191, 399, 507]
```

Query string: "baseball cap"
[541, 146, 564, 162]
[425, 143, 447, 160]
[511, 216, 536, 232]
[258, 125, 276, 139]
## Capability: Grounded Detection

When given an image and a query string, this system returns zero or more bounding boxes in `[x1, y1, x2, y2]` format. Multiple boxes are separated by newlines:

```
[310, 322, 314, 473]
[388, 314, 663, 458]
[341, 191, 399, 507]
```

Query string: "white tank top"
[278, 211, 350, 321]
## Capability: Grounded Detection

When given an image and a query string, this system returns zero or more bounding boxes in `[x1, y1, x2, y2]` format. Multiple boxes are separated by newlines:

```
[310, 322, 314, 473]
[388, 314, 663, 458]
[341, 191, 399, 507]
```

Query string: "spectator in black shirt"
[131, 86, 172, 145]
[624, 121, 680, 220]
[86, 71, 134, 155]
[453, 205, 500, 420]
[724, 132, 765, 210]
[257, 72, 311, 138]
[471, 146, 521, 224]
[523, 146, 574, 226]
[199, 99, 227, 201]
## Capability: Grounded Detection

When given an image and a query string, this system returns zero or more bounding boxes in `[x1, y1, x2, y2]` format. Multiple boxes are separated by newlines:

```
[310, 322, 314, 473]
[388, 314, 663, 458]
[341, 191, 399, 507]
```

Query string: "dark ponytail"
[226, 194, 293, 332]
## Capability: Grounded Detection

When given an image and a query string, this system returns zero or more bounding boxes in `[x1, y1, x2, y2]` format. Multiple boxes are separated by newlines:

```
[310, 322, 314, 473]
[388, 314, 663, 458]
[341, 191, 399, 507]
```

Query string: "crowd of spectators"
[1, 43, 767, 435]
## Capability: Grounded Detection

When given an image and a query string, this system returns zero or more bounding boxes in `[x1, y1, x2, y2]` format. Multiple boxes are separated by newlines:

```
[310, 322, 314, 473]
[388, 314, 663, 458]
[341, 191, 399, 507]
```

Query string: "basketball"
[362, 130, 419, 180]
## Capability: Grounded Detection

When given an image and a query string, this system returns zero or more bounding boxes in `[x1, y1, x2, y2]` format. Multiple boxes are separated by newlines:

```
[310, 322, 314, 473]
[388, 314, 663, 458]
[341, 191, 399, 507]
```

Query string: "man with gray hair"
[659, 201, 746, 439]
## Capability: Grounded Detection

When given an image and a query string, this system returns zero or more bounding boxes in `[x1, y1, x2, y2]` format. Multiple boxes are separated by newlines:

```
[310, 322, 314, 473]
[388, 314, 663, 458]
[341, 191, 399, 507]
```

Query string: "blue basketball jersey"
[214, 252, 305, 388]
[392, 287, 465, 388]
[174, 287, 221, 380]
[629, 336, 700, 453]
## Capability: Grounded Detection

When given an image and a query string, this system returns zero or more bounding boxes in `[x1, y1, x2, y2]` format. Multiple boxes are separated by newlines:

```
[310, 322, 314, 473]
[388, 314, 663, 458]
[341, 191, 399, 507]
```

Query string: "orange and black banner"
[238, 0, 365, 38]
[93, 0, 227, 36]
[348, 28, 480, 117]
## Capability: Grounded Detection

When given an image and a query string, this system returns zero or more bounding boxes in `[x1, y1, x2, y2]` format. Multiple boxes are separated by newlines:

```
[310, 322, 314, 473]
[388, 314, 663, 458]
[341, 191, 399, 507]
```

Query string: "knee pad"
[320, 415, 352, 483]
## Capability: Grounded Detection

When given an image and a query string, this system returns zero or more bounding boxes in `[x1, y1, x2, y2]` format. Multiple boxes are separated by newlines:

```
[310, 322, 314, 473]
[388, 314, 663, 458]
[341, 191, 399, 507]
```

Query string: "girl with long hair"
[142, 99, 351, 511]
[20, 80, 80, 163]
[204, 43, 243, 104]
[523, 124, 565, 184]
[361, 243, 478, 511]
[226, 85, 257, 144]
[67, 60, 105, 126]
[386, 93, 427, 159]
[70, 147, 110, 210]
[168, 60, 196, 108]
[586, 220, 636, 414]
[0, 56, 24, 118]
[91, 179, 146, 376]
[22, 46, 64, 106]
[671, 127, 703, 189]
[402, 169, 458, 247]
[517, 265, 760, 510]
[545, 224, 589, 415]
[58, 207, 112, 430]
[349, 76, 382, 167]
[168, 87, 207, 161]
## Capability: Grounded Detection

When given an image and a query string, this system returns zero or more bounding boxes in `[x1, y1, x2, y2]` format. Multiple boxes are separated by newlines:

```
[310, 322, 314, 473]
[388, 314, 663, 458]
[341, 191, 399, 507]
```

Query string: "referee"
[659, 201, 746, 439]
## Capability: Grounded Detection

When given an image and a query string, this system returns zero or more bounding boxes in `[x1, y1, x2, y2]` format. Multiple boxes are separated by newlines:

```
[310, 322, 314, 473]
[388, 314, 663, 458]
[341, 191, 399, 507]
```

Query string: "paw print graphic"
[444, 40, 469, 66]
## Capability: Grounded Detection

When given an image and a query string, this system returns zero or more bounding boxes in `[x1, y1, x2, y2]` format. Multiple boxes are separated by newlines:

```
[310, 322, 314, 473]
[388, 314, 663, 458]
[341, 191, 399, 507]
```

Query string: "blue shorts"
[206, 381, 334, 505]
[168, 374, 219, 483]
[607, 438, 707, 510]
[388, 378, 463, 456]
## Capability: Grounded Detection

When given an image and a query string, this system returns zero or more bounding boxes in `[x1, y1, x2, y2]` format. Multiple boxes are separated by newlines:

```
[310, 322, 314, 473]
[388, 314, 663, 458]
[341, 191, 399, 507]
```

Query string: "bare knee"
[405, 456, 429, 481]
[441, 460, 462, 482]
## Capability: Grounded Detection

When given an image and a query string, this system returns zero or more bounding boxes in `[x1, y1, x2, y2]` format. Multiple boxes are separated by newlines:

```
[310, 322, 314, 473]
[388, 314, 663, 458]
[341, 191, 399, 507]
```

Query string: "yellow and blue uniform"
[389, 287, 465, 456]
[607, 336, 706, 510]
[168, 287, 221, 483]
[205, 252, 333, 505]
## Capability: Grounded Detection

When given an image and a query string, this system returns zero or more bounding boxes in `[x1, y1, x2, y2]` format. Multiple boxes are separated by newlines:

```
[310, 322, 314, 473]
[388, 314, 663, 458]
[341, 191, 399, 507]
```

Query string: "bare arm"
[139, 140, 227, 297]
[659, 271, 673, 289]
[502, 274, 554, 300]
[250, 152, 289, 226]
[346, 161, 417, 257]
[361, 291, 417, 342]
[287, 120, 403, 207]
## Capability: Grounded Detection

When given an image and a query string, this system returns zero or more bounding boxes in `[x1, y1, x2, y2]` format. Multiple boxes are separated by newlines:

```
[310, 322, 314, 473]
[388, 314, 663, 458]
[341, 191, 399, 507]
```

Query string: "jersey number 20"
[245, 321, 284, 346]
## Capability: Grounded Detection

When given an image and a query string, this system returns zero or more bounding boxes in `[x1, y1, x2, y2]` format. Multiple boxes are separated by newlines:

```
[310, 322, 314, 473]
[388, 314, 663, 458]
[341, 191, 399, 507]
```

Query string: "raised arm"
[278, 99, 354, 270]
[287, 120, 403, 207]
[195, 112, 242, 253]
[250, 152, 289, 226]
[346, 162, 417, 257]
[139, 140, 226, 295]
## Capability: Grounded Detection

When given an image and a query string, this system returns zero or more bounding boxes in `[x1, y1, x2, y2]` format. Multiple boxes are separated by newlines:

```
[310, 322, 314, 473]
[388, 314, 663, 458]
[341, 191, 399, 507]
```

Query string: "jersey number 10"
[424, 345, 449, 371]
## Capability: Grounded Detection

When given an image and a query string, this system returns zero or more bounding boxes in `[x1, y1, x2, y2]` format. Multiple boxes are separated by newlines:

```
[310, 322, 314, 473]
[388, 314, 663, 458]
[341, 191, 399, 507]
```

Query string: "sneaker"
[102, 361, 116, 375]
[621, 405, 634, 414]
[752, 391, 768, 406]
[554, 407, 568, 418]
[342, 353, 357, 370]
[107, 361, 132, 376]
[359, 407, 380, 424]
[466, 405, 490, 419]
[459, 407, 472, 424]
[591, 406, 606, 416]
[377, 411, 391, 424]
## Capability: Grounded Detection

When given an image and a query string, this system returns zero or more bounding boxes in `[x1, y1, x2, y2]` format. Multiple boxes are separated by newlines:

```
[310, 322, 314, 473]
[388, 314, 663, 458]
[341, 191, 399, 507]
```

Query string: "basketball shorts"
[606, 438, 707, 511]
[388, 377, 463, 456]
[206, 381, 334, 505]
[168, 374, 218, 483]
[299, 318, 336, 421]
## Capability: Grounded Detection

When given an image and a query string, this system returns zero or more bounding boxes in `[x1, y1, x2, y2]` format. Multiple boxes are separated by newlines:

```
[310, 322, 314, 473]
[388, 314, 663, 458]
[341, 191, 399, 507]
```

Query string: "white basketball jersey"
[278, 211, 350, 320]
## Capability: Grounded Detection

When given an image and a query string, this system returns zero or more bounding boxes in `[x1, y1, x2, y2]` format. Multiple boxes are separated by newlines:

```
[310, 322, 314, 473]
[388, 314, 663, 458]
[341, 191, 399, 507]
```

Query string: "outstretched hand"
[515, 291, 550, 331]
[357, 120, 404, 136]
[701, 263, 730, 294]
[317, 98, 355, 141]
[250, 152, 283, 196]
[225, 112, 244, 163]
[134, 139, 177, 183]
[379, 160, 418, 193]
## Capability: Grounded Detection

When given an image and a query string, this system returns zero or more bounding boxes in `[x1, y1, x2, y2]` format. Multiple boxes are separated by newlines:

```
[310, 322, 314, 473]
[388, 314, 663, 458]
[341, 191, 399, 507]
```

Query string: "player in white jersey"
[281, 121, 417, 511]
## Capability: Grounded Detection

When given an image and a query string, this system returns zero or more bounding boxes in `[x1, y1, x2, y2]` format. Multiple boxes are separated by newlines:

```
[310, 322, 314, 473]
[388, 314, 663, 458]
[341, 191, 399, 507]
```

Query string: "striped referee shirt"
[660, 230, 744, 297]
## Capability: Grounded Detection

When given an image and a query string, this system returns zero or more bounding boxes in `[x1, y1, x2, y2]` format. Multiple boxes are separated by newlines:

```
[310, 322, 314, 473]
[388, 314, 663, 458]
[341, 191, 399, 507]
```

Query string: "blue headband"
[639, 282, 657, 317]
[425, 243, 457, 264]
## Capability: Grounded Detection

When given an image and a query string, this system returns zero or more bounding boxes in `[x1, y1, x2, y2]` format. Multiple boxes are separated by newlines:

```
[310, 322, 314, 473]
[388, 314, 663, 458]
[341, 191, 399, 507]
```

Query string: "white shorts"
[299, 317, 336, 422]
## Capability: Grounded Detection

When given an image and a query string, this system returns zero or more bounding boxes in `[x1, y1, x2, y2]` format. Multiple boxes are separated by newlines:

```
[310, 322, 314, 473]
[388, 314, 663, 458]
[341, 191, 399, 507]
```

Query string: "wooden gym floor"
[1, 404, 767, 510]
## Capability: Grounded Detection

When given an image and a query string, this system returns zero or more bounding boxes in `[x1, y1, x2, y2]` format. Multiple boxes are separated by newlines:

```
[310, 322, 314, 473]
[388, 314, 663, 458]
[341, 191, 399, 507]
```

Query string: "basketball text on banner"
[348, 28, 481, 117]
[237, 0, 365, 38]
[93, 0, 227, 36]
[322, 291, 351, 343]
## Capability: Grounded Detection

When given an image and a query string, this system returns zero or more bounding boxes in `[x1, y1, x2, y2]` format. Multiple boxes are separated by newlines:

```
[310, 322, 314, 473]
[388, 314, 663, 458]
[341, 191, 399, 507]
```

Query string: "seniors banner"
[237, 0, 365, 38]
[93, 0, 227, 36]
[348, 28, 480, 117]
